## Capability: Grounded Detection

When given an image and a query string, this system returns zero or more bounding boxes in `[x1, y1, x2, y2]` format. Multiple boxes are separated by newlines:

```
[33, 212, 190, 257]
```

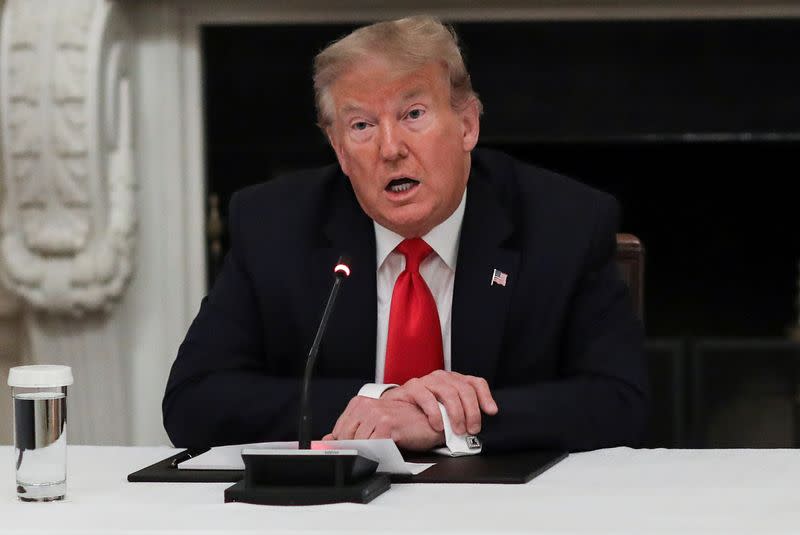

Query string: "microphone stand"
[298, 265, 347, 449]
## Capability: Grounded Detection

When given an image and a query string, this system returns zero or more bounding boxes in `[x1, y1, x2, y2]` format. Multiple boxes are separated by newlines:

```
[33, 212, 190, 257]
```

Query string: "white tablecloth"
[2, 445, 800, 534]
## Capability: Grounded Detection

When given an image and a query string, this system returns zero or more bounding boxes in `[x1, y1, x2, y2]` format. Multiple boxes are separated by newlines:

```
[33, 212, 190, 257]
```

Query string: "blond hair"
[313, 16, 482, 129]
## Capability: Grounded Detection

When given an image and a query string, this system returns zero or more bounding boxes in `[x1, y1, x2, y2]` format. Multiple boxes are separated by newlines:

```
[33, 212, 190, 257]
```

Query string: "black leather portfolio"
[127, 449, 567, 485]
[396, 450, 567, 484]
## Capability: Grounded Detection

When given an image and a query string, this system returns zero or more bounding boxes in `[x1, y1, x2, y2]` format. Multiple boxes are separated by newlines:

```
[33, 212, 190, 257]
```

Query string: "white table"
[2, 446, 800, 534]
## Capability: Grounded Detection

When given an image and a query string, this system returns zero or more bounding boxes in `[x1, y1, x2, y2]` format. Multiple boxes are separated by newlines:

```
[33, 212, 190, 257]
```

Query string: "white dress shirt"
[357, 191, 482, 455]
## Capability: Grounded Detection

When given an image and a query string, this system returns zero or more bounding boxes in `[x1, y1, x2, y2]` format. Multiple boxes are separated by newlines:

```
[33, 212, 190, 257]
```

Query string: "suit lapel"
[305, 164, 519, 383]
[452, 174, 519, 384]
[309, 178, 377, 379]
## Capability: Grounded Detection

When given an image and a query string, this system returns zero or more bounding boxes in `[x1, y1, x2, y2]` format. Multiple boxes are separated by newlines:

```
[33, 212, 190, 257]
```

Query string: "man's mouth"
[385, 177, 420, 193]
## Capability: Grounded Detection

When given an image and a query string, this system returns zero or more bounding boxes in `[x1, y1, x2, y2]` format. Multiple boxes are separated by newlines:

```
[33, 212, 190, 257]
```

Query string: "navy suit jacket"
[163, 148, 647, 452]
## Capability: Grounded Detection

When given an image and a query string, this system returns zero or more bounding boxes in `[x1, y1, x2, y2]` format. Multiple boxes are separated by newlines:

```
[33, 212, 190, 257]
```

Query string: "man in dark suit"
[163, 16, 647, 453]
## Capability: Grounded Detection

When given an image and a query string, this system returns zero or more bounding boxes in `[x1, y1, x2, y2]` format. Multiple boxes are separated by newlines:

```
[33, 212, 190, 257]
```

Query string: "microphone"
[298, 255, 351, 449]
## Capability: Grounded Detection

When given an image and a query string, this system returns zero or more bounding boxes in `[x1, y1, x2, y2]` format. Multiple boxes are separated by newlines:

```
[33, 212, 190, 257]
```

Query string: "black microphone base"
[223, 449, 390, 505]
[224, 473, 390, 505]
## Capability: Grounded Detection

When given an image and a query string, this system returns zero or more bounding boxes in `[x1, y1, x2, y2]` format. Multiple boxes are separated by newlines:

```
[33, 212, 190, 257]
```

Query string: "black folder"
[127, 449, 567, 484]
[128, 450, 239, 483]
[396, 450, 567, 484]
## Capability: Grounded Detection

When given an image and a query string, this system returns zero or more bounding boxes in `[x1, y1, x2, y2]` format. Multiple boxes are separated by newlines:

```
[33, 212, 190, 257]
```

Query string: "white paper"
[179, 439, 433, 475]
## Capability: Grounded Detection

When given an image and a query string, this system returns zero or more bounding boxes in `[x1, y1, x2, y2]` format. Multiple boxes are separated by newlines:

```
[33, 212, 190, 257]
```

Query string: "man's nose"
[378, 121, 408, 161]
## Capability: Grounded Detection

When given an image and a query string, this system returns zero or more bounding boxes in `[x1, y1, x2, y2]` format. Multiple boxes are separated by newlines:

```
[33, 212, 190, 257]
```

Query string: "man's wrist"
[356, 384, 481, 455]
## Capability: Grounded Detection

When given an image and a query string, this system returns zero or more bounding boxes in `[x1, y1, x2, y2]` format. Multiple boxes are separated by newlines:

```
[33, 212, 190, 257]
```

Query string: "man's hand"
[322, 397, 444, 451]
[381, 370, 498, 436]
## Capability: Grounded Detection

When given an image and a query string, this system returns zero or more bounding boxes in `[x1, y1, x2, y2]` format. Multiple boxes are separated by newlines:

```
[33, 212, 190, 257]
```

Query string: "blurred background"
[1, 0, 799, 448]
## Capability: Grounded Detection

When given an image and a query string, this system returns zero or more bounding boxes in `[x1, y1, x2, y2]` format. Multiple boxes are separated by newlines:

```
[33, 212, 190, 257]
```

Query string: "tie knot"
[395, 238, 434, 272]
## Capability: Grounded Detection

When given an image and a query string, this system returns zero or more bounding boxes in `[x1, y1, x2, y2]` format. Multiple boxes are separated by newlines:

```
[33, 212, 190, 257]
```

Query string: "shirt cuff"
[357, 383, 398, 399]
[433, 402, 483, 457]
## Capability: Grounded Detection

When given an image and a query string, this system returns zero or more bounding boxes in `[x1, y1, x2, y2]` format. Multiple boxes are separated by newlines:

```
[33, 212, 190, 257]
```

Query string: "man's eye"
[352, 121, 369, 131]
[407, 109, 424, 120]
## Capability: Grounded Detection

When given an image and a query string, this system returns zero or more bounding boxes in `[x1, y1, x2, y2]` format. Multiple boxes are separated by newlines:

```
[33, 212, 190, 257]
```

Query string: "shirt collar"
[374, 189, 467, 271]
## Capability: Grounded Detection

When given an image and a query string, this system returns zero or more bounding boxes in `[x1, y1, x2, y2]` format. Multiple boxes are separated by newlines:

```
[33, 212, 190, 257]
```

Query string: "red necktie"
[383, 238, 444, 385]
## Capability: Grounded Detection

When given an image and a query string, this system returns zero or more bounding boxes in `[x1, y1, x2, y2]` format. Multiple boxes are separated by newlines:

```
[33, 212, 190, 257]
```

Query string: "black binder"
[127, 449, 567, 485]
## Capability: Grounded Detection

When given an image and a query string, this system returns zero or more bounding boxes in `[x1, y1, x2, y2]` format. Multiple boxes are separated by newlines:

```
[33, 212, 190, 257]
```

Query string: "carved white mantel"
[0, 0, 136, 444]
[1, 0, 798, 446]
[0, 0, 135, 314]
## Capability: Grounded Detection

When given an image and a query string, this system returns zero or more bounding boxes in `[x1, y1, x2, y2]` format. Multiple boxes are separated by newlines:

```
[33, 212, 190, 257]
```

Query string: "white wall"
[0, 288, 21, 445]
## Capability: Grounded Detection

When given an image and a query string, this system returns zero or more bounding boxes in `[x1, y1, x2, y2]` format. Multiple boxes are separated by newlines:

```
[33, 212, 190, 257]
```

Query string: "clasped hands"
[322, 370, 498, 451]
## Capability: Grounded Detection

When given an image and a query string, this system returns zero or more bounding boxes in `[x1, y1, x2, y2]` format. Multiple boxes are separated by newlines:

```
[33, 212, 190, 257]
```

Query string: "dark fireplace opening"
[203, 19, 800, 340]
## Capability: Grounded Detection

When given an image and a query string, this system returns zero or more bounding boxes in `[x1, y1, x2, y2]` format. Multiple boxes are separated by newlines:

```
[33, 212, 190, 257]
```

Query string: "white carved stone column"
[0, 0, 136, 444]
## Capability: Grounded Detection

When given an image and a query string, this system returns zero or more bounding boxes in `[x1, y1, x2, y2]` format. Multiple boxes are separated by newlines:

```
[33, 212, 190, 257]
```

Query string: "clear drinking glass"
[8, 365, 73, 502]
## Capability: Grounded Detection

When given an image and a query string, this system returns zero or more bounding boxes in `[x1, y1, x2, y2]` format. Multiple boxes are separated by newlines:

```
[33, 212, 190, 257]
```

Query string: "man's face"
[326, 58, 480, 238]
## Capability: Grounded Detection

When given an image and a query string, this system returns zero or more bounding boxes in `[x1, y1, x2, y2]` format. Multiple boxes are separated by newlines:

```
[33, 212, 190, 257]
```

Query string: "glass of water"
[8, 365, 73, 502]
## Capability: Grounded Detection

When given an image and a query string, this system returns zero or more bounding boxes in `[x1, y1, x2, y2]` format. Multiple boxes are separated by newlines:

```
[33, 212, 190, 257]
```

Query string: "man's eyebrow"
[338, 89, 429, 116]
[339, 103, 366, 116]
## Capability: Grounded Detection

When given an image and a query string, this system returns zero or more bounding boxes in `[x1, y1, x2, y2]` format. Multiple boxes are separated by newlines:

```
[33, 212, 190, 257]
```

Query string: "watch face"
[466, 436, 482, 449]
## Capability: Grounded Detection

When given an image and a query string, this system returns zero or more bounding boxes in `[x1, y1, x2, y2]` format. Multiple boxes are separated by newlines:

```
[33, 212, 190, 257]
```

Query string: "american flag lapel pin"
[490, 268, 508, 287]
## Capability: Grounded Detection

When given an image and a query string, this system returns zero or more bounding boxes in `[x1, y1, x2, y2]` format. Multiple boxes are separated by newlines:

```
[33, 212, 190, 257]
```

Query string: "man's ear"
[460, 98, 480, 152]
[326, 126, 350, 176]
